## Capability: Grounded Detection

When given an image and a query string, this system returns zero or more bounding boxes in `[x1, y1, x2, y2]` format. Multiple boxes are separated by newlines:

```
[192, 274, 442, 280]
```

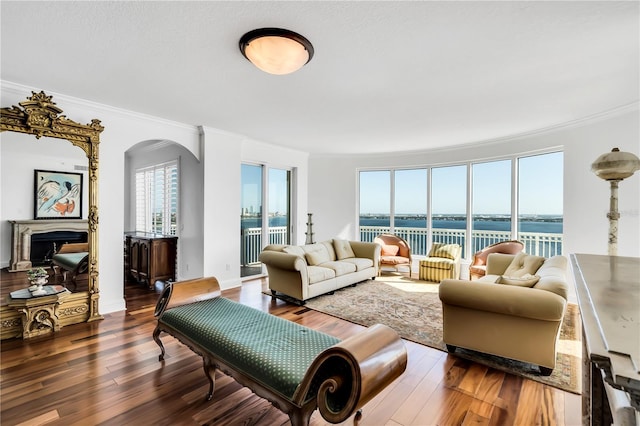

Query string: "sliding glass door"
[240, 164, 291, 278]
[268, 168, 291, 246]
[241, 164, 263, 277]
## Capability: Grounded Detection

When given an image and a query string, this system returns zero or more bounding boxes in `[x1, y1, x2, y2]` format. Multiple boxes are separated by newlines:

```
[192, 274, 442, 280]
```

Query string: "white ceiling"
[1, 1, 638, 155]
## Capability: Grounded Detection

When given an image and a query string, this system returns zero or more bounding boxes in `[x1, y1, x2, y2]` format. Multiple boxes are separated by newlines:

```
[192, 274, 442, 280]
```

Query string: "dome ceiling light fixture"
[239, 28, 314, 75]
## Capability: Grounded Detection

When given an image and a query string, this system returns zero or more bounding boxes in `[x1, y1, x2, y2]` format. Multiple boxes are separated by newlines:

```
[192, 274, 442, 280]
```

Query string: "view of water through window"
[359, 152, 563, 257]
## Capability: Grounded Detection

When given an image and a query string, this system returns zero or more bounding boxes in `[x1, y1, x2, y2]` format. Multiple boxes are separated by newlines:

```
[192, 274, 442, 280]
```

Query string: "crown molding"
[1, 80, 198, 134]
[313, 102, 640, 159]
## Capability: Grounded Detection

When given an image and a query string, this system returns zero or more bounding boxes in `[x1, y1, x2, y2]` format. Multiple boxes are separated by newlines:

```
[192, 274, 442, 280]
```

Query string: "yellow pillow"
[428, 243, 459, 260]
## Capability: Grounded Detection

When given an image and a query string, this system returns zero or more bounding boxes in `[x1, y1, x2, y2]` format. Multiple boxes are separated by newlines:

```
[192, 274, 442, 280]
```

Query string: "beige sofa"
[259, 239, 380, 304]
[438, 252, 568, 375]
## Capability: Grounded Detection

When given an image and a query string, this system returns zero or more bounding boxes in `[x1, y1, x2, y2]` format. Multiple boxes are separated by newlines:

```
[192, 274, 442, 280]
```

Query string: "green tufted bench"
[153, 277, 407, 426]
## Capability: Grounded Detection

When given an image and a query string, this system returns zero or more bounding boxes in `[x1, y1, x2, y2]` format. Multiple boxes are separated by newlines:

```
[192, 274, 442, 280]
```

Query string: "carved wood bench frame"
[152, 277, 407, 426]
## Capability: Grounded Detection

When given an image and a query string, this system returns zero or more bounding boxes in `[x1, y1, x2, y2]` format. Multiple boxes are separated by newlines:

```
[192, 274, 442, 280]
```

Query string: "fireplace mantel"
[9, 220, 88, 272]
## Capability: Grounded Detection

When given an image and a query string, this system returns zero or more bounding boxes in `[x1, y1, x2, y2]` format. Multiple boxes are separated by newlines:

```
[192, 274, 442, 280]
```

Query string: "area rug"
[300, 274, 582, 394]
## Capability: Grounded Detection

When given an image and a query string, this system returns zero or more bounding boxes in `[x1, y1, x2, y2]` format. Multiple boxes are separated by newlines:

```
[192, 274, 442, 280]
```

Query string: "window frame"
[357, 149, 563, 259]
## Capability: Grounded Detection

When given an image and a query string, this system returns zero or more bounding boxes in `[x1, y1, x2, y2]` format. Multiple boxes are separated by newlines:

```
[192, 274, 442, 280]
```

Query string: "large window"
[518, 152, 563, 256]
[432, 165, 467, 257]
[135, 160, 178, 235]
[359, 170, 391, 231]
[471, 160, 511, 253]
[395, 169, 427, 252]
[358, 151, 563, 259]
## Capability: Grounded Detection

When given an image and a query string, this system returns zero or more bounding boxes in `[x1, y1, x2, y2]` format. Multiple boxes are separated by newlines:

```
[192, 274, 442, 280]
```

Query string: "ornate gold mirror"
[1, 91, 102, 336]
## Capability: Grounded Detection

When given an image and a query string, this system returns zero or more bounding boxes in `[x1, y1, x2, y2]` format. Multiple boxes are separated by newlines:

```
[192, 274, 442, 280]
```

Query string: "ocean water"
[241, 215, 563, 257]
[242, 215, 563, 233]
[360, 217, 562, 233]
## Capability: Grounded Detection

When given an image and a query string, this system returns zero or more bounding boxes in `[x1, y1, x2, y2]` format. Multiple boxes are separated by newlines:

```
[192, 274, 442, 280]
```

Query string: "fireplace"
[9, 220, 88, 271]
[30, 230, 88, 266]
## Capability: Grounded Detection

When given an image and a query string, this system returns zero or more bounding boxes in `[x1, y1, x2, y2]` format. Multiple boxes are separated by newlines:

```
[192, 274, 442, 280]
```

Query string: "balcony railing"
[241, 226, 288, 266]
[360, 226, 562, 259]
[241, 225, 563, 266]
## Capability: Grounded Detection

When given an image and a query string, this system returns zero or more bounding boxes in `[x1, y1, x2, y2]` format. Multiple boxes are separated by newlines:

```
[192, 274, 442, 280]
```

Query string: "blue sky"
[360, 152, 563, 216]
[243, 152, 564, 216]
[241, 165, 289, 215]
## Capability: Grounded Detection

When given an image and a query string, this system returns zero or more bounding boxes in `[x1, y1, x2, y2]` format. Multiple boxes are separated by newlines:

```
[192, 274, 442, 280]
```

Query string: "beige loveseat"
[438, 252, 568, 375]
[259, 239, 380, 304]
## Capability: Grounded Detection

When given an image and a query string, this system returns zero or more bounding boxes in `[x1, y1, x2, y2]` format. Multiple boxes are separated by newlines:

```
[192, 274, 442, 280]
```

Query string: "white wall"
[1, 81, 311, 314]
[308, 107, 640, 258]
[563, 111, 640, 257]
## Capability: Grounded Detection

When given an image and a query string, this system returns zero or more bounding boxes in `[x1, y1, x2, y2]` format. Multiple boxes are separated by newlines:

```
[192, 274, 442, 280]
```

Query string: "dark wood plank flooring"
[0, 269, 582, 425]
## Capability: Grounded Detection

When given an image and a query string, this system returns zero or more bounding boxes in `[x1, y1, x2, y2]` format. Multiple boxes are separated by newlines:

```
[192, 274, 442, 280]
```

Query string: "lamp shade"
[239, 28, 314, 75]
[591, 148, 640, 181]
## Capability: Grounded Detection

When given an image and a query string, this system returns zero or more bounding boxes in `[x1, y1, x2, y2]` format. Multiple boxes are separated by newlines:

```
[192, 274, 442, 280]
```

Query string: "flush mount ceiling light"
[239, 28, 314, 75]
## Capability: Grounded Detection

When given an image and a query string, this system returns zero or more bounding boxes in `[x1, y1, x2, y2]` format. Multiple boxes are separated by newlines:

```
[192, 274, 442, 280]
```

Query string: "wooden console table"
[571, 254, 640, 425]
[124, 232, 177, 289]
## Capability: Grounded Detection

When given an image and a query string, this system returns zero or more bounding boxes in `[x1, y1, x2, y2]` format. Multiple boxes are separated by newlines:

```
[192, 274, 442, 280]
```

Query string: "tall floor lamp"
[591, 148, 640, 256]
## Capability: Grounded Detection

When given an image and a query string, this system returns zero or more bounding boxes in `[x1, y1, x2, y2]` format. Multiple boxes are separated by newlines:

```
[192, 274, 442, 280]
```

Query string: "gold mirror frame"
[1, 91, 103, 322]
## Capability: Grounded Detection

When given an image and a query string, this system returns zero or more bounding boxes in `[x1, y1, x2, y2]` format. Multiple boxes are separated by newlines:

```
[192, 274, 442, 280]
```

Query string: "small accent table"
[8, 285, 71, 339]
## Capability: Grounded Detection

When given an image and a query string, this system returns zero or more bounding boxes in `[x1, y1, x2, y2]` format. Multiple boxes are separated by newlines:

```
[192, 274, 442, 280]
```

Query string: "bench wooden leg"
[203, 358, 216, 401]
[152, 326, 166, 361]
[288, 404, 315, 426]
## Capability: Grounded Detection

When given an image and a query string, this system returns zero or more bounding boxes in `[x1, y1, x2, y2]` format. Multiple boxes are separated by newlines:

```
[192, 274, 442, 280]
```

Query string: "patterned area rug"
[302, 274, 582, 394]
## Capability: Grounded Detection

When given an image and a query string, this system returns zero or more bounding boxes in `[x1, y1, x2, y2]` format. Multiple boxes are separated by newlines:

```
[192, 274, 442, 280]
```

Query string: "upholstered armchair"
[373, 234, 412, 276]
[418, 243, 462, 282]
[469, 240, 524, 280]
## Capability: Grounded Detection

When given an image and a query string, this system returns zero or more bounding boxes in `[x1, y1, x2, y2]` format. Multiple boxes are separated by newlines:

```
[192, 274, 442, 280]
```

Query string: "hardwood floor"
[0, 270, 582, 426]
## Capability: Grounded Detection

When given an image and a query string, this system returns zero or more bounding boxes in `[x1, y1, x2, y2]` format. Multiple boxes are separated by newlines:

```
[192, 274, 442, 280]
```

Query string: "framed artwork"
[34, 169, 83, 219]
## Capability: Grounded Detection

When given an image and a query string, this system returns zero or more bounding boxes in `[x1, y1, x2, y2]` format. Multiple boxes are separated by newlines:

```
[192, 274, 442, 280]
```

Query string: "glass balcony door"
[241, 164, 291, 278]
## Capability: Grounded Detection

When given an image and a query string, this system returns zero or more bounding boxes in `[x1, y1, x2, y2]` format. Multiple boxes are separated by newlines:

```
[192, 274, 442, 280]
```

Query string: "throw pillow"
[381, 244, 400, 256]
[428, 243, 459, 260]
[303, 244, 331, 266]
[503, 252, 545, 278]
[320, 240, 337, 261]
[283, 246, 305, 257]
[498, 274, 540, 287]
[333, 239, 356, 260]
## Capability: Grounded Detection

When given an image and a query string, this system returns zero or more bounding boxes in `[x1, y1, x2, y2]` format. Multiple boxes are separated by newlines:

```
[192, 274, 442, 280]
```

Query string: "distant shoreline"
[360, 214, 563, 223]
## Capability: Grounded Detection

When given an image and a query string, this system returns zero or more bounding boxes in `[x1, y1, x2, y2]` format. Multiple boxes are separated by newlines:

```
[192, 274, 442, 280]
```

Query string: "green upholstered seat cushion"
[158, 297, 340, 400]
[52, 252, 88, 269]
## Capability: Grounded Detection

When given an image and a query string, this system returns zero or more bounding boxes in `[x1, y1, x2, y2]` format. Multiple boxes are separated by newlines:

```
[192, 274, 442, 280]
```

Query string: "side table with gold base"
[7, 285, 71, 339]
